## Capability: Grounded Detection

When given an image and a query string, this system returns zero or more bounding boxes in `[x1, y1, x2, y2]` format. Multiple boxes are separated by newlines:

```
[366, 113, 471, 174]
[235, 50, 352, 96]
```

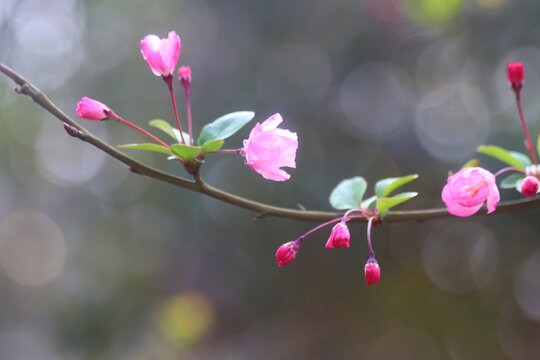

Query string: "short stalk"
[185, 89, 193, 146]
[114, 115, 170, 148]
[300, 214, 367, 240]
[367, 217, 374, 257]
[204, 148, 243, 155]
[515, 96, 538, 165]
[494, 166, 525, 178]
[163, 75, 186, 145]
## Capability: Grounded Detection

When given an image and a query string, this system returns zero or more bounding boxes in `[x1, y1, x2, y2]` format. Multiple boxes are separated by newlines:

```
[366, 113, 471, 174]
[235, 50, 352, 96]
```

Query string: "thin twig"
[2, 62, 540, 224]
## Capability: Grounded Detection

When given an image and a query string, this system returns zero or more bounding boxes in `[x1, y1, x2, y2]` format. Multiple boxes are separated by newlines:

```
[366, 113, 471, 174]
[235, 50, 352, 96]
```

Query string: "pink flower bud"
[325, 222, 350, 249]
[275, 241, 300, 267]
[521, 176, 539, 197]
[140, 31, 181, 77]
[242, 113, 298, 181]
[178, 66, 192, 90]
[441, 167, 500, 217]
[76, 97, 113, 121]
[365, 257, 380, 286]
[507, 62, 524, 85]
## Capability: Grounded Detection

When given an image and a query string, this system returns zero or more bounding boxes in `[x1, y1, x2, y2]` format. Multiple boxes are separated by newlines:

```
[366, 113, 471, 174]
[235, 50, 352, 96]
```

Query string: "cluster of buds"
[276, 213, 381, 286]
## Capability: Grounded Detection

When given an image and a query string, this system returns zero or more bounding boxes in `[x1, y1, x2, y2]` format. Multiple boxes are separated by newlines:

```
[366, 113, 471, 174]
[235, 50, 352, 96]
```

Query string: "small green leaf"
[329, 177, 367, 210]
[170, 144, 202, 160]
[201, 139, 224, 153]
[118, 143, 173, 155]
[198, 111, 255, 145]
[361, 195, 377, 210]
[537, 134, 540, 160]
[149, 119, 177, 140]
[509, 151, 531, 169]
[375, 174, 418, 198]
[500, 173, 525, 189]
[461, 158, 480, 169]
[149, 119, 190, 144]
[376, 192, 418, 213]
[477, 145, 525, 170]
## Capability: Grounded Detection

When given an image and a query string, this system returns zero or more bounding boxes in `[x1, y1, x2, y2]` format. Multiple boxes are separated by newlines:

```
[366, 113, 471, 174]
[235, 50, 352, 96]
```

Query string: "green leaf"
[170, 144, 202, 160]
[515, 177, 525, 193]
[477, 145, 525, 170]
[375, 174, 418, 198]
[201, 139, 224, 153]
[500, 173, 525, 189]
[329, 177, 367, 210]
[361, 195, 377, 210]
[376, 192, 418, 213]
[118, 143, 173, 155]
[461, 158, 480, 169]
[509, 151, 531, 169]
[149, 119, 190, 144]
[537, 134, 540, 160]
[198, 111, 255, 145]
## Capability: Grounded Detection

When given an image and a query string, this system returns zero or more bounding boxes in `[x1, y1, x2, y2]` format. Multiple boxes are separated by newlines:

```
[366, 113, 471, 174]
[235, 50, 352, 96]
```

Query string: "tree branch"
[2, 62, 539, 223]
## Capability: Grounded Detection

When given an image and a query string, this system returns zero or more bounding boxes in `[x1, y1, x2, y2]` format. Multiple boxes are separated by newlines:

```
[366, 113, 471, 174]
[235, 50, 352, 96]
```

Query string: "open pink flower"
[325, 222, 350, 249]
[276, 241, 300, 267]
[140, 31, 181, 77]
[242, 113, 298, 181]
[76, 97, 113, 121]
[441, 167, 500, 217]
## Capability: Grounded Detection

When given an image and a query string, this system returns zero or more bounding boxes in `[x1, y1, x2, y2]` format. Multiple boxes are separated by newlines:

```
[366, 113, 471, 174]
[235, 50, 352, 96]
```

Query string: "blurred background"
[1, 0, 540, 358]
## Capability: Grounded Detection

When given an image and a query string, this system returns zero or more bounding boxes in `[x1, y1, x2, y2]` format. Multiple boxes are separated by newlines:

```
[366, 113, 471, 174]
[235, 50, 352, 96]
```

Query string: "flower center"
[465, 179, 487, 198]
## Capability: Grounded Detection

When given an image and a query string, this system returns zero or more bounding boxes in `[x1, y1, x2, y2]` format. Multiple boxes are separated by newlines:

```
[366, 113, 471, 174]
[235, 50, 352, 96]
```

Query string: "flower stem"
[185, 89, 193, 146]
[515, 96, 538, 165]
[367, 217, 374, 257]
[114, 115, 170, 148]
[299, 214, 367, 241]
[163, 75, 186, 145]
[494, 166, 525, 178]
[204, 148, 243, 155]
[343, 208, 365, 221]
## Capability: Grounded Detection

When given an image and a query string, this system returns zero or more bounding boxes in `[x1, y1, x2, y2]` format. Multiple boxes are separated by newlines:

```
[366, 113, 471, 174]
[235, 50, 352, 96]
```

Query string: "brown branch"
[1, 62, 540, 223]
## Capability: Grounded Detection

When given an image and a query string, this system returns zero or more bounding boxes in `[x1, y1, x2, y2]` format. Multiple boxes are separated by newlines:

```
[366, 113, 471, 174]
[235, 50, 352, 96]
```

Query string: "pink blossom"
[325, 222, 350, 249]
[76, 97, 112, 121]
[441, 167, 500, 217]
[365, 257, 380, 286]
[178, 66, 192, 90]
[521, 176, 539, 197]
[276, 241, 300, 267]
[243, 113, 298, 181]
[140, 31, 181, 77]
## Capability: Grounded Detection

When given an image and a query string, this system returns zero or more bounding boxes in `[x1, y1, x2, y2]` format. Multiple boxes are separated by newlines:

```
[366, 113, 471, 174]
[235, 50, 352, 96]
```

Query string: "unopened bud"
[325, 222, 350, 249]
[521, 176, 539, 197]
[275, 241, 300, 267]
[507, 62, 524, 85]
[178, 66, 192, 91]
[364, 257, 380, 286]
[76, 97, 114, 121]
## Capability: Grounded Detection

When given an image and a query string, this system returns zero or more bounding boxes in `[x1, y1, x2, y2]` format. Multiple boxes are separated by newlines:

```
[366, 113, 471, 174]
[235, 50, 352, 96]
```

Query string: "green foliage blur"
[1, 0, 540, 358]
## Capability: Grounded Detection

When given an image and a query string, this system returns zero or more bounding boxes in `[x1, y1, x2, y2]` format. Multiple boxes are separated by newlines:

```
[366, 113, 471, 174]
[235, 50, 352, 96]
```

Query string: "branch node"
[253, 211, 268, 225]
[129, 166, 141, 175]
[63, 123, 86, 140]
[297, 203, 306, 211]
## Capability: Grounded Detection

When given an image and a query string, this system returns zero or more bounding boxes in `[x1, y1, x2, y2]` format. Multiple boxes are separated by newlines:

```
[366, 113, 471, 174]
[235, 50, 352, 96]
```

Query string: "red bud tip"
[76, 97, 113, 121]
[365, 257, 380, 286]
[325, 222, 351, 249]
[521, 176, 539, 197]
[276, 241, 300, 267]
[507, 62, 524, 86]
[178, 66, 192, 91]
